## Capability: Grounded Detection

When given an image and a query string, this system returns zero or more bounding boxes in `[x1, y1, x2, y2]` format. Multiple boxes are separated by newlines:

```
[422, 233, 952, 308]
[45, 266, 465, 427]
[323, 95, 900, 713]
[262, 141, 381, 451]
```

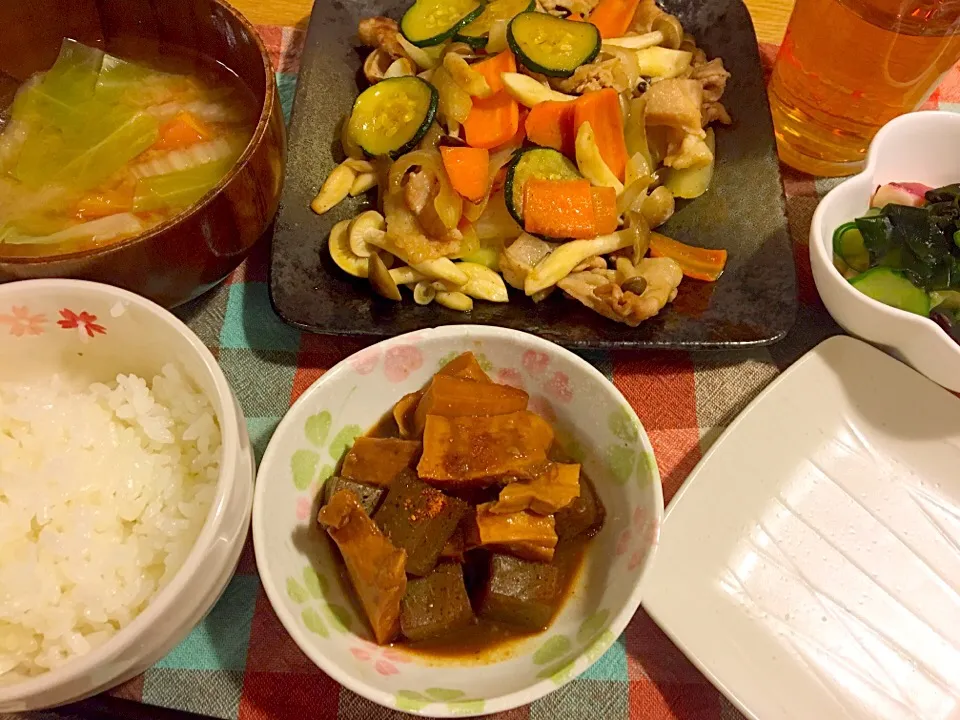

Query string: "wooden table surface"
[231, 0, 795, 45]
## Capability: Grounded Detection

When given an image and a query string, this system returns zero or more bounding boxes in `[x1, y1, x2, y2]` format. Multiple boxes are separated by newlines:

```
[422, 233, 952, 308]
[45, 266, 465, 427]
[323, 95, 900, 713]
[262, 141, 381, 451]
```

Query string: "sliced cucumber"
[931, 289, 960, 312]
[507, 12, 601, 78]
[400, 0, 486, 48]
[849, 267, 930, 316]
[456, 0, 535, 49]
[347, 76, 438, 157]
[833, 222, 870, 273]
[504, 146, 582, 228]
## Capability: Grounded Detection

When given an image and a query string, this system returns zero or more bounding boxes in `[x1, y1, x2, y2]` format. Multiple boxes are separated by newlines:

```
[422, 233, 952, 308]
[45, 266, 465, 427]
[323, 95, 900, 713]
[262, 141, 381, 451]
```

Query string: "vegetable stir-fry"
[313, 0, 731, 326]
[834, 182, 960, 346]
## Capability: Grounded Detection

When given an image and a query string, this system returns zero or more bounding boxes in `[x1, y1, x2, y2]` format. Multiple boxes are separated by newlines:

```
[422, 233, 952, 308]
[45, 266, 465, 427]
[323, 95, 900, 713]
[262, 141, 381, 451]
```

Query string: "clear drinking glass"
[768, 0, 960, 176]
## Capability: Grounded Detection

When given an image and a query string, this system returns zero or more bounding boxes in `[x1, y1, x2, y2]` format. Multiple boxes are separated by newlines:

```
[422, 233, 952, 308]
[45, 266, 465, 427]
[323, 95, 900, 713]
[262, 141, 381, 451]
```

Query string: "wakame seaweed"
[853, 187, 960, 292]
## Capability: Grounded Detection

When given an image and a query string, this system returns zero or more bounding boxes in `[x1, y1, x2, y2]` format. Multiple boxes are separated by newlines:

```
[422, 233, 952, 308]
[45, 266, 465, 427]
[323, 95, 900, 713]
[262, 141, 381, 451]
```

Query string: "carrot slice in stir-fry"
[440, 147, 490, 202]
[649, 232, 728, 281]
[591, 186, 619, 235]
[573, 89, 628, 180]
[523, 179, 597, 239]
[524, 101, 577, 157]
[587, 0, 643, 38]
[464, 51, 520, 150]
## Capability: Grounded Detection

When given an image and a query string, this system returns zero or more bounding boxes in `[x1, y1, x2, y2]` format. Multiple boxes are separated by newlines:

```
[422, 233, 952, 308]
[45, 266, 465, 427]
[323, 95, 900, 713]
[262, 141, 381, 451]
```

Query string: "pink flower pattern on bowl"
[617, 506, 659, 571]
[57, 309, 106, 337]
[496, 367, 524, 389]
[545, 371, 573, 403]
[522, 350, 550, 376]
[0, 306, 109, 339]
[384, 345, 423, 383]
[349, 348, 381, 375]
[0, 306, 47, 337]
[350, 643, 412, 677]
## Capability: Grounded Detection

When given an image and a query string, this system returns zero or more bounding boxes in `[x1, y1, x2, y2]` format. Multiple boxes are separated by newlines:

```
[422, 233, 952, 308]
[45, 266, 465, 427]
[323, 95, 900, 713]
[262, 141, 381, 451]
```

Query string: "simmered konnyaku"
[316, 352, 605, 652]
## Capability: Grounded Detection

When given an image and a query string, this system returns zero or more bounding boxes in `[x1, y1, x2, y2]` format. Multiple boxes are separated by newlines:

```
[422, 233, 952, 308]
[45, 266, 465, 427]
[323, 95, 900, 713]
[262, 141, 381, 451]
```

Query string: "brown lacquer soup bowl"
[0, 0, 285, 307]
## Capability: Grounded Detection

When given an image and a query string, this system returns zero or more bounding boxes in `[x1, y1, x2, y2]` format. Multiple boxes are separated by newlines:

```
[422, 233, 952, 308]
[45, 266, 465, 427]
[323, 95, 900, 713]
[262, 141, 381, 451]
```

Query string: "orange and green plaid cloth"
[61, 27, 960, 720]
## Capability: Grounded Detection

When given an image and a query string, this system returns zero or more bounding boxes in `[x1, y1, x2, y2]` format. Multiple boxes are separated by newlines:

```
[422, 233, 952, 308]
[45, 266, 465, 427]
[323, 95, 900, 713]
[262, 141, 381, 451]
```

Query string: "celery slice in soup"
[132, 156, 235, 212]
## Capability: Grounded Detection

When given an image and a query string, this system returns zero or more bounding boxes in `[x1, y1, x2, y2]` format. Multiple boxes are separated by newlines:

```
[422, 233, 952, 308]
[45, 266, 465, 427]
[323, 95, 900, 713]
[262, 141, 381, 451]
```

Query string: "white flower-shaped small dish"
[252, 326, 663, 717]
[810, 110, 960, 393]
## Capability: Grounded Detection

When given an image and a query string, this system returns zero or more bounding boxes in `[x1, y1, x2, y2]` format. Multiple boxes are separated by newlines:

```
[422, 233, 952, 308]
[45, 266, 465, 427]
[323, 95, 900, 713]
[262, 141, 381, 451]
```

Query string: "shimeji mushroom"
[311, 163, 356, 215]
[328, 219, 368, 278]
[456, 262, 509, 302]
[524, 231, 635, 296]
[575, 122, 624, 195]
[369, 253, 402, 301]
[409, 258, 468, 287]
[349, 210, 386, 258]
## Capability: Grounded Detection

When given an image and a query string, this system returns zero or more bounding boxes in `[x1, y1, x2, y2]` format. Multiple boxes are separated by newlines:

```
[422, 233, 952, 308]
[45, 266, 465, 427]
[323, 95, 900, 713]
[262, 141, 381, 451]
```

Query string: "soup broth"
[0, 38, 257, 257]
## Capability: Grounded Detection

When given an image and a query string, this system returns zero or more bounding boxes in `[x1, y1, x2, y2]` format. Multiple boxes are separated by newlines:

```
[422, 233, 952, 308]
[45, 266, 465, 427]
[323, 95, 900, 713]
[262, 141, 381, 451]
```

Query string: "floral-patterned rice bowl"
[0, 279, 254, 711]
[253, 326, 663, 717]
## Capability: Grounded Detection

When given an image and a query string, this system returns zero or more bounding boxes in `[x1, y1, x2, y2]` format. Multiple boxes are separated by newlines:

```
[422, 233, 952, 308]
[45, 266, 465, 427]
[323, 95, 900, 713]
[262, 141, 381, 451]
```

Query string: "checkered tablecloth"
[48, 26, 960, 720]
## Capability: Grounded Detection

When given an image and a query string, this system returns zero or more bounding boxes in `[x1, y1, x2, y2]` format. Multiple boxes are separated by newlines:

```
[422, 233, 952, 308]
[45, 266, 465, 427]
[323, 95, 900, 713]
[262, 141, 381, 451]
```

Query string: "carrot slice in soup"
[153, 111, 211, 151]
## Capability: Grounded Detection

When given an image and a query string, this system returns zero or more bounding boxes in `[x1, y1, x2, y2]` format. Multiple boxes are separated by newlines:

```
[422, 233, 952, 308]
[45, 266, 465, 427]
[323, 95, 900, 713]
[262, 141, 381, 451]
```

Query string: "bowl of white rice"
[0, 279, 254, 712]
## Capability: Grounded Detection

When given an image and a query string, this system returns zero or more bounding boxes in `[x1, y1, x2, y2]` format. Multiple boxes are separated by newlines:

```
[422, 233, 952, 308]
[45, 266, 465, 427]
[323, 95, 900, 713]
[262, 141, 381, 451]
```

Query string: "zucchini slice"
[832, 221, 870, 273]
[849, 267, 931, 316]
[347, 77, 438, 157]
[507, 12, 601, 78]
[456, 0, 535, 49]
[400, 0, 486, 48]
[505, 146, 582, 228]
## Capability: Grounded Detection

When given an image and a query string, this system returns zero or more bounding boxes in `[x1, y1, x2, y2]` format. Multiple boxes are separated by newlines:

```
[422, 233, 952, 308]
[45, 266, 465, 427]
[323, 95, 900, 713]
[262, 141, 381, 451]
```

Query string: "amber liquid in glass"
[769, 0, 960, 175]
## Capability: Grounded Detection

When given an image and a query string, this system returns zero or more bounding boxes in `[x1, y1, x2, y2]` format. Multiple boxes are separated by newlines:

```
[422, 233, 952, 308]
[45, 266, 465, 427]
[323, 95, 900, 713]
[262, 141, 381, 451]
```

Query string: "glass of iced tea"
[769, 0, 960, 176]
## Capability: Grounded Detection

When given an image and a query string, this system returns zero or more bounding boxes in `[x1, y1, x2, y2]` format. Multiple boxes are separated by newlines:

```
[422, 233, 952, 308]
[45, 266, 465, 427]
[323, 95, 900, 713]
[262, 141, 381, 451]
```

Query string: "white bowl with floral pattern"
[0, 279, 254, 712]
[252, 325, 663, 717]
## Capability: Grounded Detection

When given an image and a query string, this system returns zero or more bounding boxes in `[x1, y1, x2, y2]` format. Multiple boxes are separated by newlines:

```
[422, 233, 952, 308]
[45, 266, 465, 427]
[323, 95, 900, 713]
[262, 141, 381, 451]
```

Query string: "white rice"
[0, 364, 220, 682]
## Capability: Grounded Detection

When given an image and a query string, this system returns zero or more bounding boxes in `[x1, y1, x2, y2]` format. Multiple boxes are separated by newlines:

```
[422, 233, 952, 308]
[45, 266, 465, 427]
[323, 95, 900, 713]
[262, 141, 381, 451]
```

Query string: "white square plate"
[642, 336, 960, 720]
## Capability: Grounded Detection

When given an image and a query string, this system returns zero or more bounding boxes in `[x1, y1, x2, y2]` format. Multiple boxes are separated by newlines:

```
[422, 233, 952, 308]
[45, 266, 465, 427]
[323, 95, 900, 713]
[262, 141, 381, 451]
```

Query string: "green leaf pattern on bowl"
[291, 449, 319, 491]
[329, 424, 362, 464]
[305, 411, 332, 447]
[395, 689, 485, 714]
[287, 566, 354, 637]
[603, 407, 654, 487]
[532, 635, 572, 665]
[534, 608, 613, 684]
[290, 408, 361, 492]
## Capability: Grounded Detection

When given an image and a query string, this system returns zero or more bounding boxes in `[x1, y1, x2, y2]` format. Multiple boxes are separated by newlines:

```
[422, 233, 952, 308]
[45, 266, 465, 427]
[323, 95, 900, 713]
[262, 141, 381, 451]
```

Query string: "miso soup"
[0, 38, 257, 257]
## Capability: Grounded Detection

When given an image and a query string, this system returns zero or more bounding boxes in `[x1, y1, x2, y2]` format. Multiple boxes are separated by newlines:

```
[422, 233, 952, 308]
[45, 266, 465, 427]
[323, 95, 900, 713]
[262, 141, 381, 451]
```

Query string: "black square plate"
[269, 0, 796, 349]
